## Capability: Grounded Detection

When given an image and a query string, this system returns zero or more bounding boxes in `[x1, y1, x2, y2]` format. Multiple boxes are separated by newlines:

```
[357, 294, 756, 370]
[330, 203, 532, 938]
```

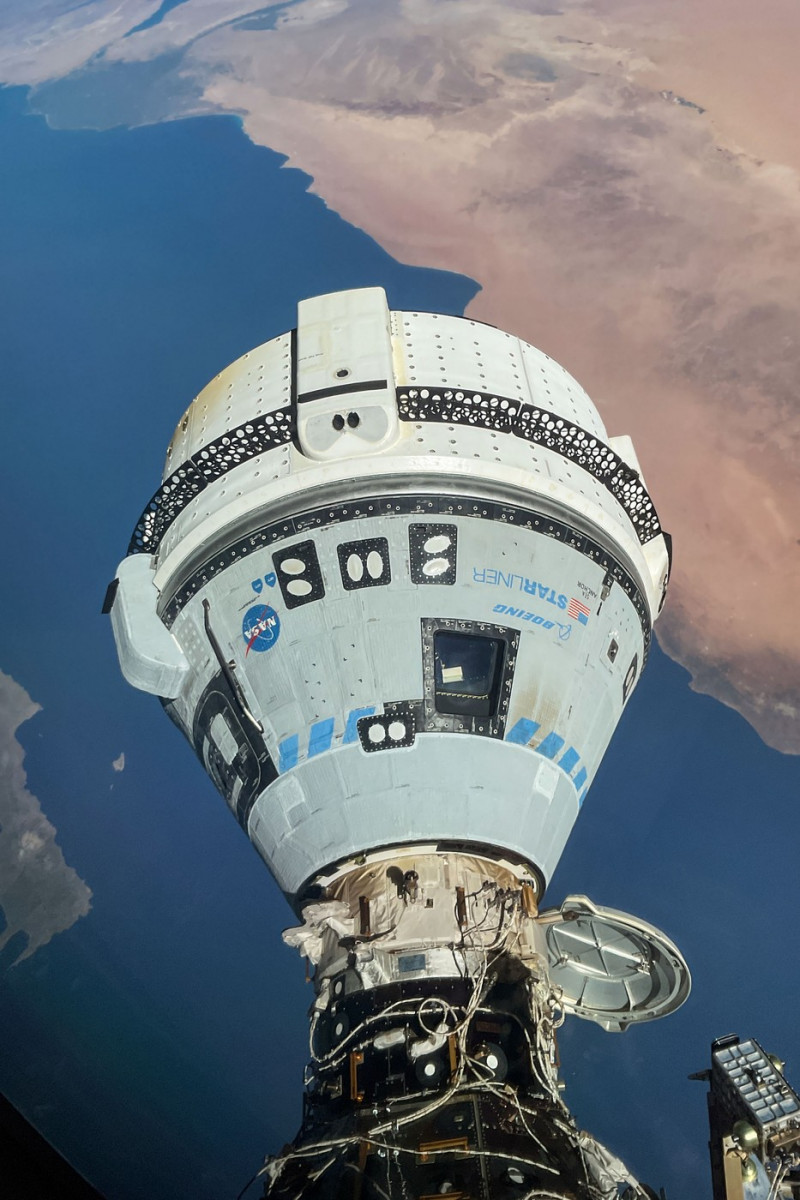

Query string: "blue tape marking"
[278, 734, 299, 773]
[559, 746, 580, 774]
[343, 707, 376, 744]
[505, 718, 540, 746]
[537, 732, 565, 759]
[572, 767, 588, 792]
[308, 717, 335, 758]
[578, 786, 589, 808]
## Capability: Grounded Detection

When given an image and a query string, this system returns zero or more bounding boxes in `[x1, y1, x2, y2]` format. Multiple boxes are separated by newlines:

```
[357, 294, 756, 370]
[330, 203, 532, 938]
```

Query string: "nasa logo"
[242, 605, 281, 655]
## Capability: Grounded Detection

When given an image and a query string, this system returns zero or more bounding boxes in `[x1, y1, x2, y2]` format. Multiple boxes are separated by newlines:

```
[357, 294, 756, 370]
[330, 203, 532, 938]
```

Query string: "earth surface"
[1, 2, 799, 1198]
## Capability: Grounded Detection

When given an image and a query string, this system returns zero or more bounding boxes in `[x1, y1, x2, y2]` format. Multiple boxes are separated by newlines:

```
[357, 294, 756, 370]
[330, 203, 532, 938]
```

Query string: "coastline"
[2, 0, 799, 751]
[212, 78, 800, 753]
[0, 55, 799, 1200]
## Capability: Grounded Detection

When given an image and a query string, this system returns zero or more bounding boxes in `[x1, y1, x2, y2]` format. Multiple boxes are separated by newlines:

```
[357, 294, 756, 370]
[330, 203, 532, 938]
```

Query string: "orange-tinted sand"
[3, 0, 798, 749]
[196, 0, 800, 750]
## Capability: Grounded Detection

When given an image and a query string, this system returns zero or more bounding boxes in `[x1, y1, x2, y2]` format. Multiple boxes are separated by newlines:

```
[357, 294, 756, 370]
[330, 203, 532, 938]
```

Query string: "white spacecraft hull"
[109, 287, 687, 1199]
[112, 288, 669, 898]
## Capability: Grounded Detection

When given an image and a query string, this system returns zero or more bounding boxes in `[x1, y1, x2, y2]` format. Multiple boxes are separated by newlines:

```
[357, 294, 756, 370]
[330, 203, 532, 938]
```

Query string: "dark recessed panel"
[420, 618, 518, 738]
[190, 672, 277, 831]
[357, 706, 418, 753]
[433, 630, 505, 718]
[622, 653, 638, 703]
[337, 537, 391, 591]
[272, 540, 325, 609]
[409, 523, 457, 585]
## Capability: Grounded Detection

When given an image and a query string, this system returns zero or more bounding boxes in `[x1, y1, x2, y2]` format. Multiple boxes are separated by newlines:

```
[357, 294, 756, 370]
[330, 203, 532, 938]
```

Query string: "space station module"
[108, 287, 690, 1197]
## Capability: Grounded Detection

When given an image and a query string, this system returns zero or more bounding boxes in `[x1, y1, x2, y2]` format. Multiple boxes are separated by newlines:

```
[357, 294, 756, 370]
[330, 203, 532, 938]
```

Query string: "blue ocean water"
[552, 637, 800, 1194]
[0, 84, 477, 1198]
[0, 80, 798, 1200]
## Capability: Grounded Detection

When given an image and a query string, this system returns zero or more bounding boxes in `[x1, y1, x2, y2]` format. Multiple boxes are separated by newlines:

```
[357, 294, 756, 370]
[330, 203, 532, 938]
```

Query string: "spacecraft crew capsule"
[110, 287, 670, 899]
[108, 288, 689, 1198]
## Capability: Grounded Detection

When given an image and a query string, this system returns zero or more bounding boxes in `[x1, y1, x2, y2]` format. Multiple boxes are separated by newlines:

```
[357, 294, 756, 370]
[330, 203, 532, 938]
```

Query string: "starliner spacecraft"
[107, 287, 695, 1197]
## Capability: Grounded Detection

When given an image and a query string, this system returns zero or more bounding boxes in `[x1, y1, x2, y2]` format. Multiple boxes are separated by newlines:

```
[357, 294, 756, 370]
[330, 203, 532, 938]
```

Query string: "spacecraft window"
[433, 632, 504, 717]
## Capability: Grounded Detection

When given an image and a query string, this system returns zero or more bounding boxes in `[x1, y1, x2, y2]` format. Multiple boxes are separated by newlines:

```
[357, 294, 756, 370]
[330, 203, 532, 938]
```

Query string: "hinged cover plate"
[538, 895, 690, 1032]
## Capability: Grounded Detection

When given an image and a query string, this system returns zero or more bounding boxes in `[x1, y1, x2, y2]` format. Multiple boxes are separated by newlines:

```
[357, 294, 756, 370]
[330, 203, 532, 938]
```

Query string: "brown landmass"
[0, 671, 92, 964]
[2, 0, 799, 750]
[195, 0, 800, 753]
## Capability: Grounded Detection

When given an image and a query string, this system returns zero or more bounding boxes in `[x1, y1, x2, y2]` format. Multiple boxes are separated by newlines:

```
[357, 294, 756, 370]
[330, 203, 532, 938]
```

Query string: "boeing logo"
[473, 567, 592, 624]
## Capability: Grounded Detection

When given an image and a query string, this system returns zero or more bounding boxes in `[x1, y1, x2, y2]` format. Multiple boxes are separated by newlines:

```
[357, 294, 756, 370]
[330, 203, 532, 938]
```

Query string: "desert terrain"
[3, 0, 800, 751]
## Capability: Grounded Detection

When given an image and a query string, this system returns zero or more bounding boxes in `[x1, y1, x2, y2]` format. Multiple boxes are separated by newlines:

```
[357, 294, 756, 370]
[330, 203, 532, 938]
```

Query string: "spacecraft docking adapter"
[108, 288, 690, 1198]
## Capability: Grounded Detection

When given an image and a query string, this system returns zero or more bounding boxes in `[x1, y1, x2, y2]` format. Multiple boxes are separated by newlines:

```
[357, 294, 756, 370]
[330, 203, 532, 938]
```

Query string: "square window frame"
[420, 617, 519, 739]
[432, 629, 505, 718]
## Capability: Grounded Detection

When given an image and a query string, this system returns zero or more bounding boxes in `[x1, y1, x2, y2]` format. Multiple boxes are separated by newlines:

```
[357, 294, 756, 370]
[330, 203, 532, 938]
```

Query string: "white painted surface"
[113, 288, 671, 900]
[110, 555, 190, 698]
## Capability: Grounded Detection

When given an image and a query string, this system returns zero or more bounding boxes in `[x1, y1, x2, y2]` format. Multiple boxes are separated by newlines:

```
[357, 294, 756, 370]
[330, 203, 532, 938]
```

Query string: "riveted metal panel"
[337, 537, 391, 590]
[409, 523, 457, 585]
[272, 540, 326, 609]
[113, 288, 670, 904]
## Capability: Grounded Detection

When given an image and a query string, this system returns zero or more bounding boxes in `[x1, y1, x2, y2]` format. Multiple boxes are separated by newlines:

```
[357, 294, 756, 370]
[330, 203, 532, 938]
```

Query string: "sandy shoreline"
[1, 0, 798, 751]
[201, 3, 800, 751]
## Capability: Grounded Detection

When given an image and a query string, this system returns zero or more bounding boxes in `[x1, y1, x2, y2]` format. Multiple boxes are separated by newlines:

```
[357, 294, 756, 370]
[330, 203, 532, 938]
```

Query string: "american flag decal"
[567, 597, 591, 626]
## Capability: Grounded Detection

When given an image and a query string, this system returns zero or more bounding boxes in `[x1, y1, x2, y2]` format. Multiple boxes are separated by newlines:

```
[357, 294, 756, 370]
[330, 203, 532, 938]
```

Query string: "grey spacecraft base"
[105, 288, 795, 1198]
